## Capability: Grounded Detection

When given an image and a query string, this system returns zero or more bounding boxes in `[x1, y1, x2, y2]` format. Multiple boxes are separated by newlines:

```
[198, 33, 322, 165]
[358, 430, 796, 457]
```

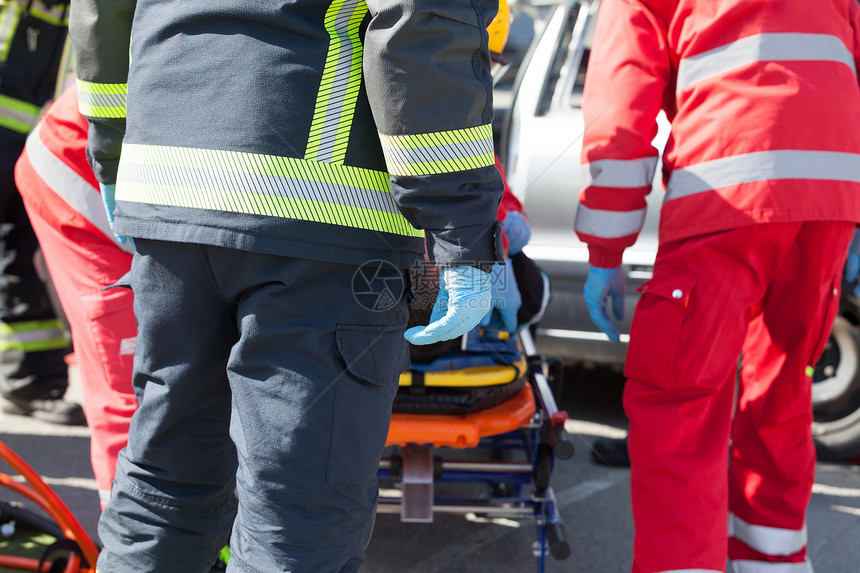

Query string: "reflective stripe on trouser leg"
[731, 561, 814, 572]
[0, 319, 68, 352]
[0, 94, 41, 134]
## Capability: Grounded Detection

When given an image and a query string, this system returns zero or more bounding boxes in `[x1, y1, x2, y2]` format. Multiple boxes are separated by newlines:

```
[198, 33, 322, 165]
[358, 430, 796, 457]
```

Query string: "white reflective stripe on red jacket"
[729, 512, 808, 557]
[730, 561, 813, 573]
[666, 150, 860, 201]
[25, 122, 135, 254]
[584, 156, 658, 189]
[576, 0, 860, 260]
[677, 33, 857, 92]
[574, 204, 646, 239]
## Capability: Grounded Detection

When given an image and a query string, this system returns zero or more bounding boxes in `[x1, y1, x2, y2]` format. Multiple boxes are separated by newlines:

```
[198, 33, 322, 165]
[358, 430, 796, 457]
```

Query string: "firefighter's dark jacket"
[0, 0, 69, 140]
[69, 0, 504, 269]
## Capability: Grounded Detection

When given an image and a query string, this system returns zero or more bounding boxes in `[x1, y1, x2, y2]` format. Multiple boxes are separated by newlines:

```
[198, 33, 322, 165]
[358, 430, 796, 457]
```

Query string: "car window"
[569, 47, 588, 107]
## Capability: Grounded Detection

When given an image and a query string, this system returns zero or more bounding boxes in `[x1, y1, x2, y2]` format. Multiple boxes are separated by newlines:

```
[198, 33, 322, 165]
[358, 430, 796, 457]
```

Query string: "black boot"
[590, 436, 630, 467]
[0, 395, 85, 426]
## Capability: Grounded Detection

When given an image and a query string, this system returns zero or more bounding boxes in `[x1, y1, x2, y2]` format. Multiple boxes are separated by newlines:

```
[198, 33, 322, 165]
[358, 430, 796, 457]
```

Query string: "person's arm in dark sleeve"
[363, 0, 504, 271]
[68, 0, 135, 185]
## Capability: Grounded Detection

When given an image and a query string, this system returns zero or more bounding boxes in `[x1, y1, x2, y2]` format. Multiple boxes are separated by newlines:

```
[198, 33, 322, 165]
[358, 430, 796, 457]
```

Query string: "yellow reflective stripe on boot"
[378, 124, 496, 176]
[0, 94, 41, 134]
[0, 319, 69, 352]
[116, 143, 423, 237]
[305, 0, 367, 165]
[0, 1, 22, 62]
[76, 79, 127, 119]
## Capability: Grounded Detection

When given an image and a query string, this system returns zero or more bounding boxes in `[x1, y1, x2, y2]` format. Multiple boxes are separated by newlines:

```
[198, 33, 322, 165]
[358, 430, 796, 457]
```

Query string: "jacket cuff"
[588, 246, 624, 268]
[426, 222, 504, 272]
[85, 118, 126, 185]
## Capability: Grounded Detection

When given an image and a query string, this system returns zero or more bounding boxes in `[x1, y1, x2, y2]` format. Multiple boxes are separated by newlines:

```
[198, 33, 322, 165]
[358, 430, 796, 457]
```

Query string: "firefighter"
[0, 0, 83, 425]
[575, 1, 860, 572]
[14, 84, 137, 508]
[68, 0, 504, 571]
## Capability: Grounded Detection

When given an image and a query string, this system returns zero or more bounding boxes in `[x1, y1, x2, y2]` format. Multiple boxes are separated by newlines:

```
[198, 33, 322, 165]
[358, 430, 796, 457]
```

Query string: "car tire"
[811, 313, 860, 461]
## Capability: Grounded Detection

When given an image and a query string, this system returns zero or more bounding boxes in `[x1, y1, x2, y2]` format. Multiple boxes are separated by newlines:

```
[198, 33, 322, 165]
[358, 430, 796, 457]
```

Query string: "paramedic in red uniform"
[14, 85, 137, 509]
[574, 1, 860, 572]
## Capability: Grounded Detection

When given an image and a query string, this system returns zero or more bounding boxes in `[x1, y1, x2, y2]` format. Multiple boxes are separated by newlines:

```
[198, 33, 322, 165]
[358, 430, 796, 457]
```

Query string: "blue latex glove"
[405, 266, 492, 345]
[845, 229, 860, 297]
[99, 183, 133, 247]
[584, 265, 625, 343]
[481, 260, 522, 332]
[502, 211, 531, 255]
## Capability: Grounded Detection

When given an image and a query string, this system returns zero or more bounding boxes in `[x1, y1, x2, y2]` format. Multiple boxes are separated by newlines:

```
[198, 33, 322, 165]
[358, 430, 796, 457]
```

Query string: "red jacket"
[574, 0, 860, 268]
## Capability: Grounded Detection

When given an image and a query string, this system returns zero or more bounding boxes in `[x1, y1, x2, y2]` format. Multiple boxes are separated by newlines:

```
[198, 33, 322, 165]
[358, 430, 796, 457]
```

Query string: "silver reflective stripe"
[304, 0, 367, 165]
[25, 123, 135, 254]
[378, 125, 496, 176]
[583, 156, 658, 189]
[120, 155, 401, 216]
[0, 327, 65, 343]
[77, 90, 127, 113]
[656, 570, 722, 573]
[677, 33, 856, 91]
[574, 203, 646, 239]
[729, 512, 808, 556]
[666, 150, 860, 201]
[730, 560, 813, 573]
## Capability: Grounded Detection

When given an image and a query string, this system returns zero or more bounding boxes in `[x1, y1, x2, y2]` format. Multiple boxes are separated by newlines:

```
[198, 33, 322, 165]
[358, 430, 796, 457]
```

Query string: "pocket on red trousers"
[624, 267, 698, 389]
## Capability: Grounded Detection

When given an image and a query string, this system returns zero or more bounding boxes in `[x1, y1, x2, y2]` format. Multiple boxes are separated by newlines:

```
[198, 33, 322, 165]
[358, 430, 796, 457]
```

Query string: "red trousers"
[623, 221, 854, 573]
[15, 150, 136, 508]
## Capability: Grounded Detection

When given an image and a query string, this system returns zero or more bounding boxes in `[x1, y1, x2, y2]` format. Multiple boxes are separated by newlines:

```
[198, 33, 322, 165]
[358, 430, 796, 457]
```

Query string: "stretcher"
[378, 326, 574, 572]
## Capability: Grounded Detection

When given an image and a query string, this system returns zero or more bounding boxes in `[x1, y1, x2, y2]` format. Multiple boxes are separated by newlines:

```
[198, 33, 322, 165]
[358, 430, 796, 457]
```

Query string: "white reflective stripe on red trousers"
[730, 560, 814, 573]
[729, 512, 808, 556]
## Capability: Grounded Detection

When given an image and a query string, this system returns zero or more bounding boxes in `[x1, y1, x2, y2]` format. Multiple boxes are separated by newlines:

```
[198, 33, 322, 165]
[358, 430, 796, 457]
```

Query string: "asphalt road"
[1, 363, 858, 572]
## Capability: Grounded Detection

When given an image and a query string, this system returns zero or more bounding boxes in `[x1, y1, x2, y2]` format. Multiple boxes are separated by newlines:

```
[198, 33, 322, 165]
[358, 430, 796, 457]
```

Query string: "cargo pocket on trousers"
[809, 277, 841, 367]
[624, 268, 697, 389]
[328, 323, 410, 484]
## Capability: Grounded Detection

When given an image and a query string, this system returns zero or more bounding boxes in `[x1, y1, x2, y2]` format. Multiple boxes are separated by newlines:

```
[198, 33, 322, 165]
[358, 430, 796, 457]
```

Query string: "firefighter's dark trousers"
[96, 238, 411, 573]
[0, 137, 69, 402]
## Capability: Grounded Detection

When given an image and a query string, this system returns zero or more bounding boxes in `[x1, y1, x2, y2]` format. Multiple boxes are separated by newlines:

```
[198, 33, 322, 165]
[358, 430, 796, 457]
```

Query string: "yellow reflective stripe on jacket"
[116, 143, 423, 238]
[0, 94, 41, 134]
[378, 124, 496, 176]
[305, 0, 367, 165]
[0, 1, 22, 62]
[76, 79, 127, 119]
[27, 0, 69, 26]
[0, 319, 69, 353]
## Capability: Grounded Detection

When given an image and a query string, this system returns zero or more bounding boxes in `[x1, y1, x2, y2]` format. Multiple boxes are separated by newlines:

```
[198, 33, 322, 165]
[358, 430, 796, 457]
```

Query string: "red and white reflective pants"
[15, 152, 136, 508]
[623, 221, 854, 573]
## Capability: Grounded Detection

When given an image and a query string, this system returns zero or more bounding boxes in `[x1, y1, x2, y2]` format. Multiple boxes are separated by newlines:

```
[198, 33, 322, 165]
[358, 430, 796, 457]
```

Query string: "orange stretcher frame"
[0, 440, 98, 573]
[385, 385, 536, 449]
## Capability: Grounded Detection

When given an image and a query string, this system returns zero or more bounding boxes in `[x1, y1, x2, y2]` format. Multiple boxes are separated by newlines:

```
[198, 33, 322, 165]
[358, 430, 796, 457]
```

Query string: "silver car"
[496, 0, 860, 460]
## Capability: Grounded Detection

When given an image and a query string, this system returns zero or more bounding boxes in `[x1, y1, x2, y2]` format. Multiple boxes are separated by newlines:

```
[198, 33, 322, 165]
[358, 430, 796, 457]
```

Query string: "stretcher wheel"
[545, 523, 571, 560]
[549, 425, 574, 460]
